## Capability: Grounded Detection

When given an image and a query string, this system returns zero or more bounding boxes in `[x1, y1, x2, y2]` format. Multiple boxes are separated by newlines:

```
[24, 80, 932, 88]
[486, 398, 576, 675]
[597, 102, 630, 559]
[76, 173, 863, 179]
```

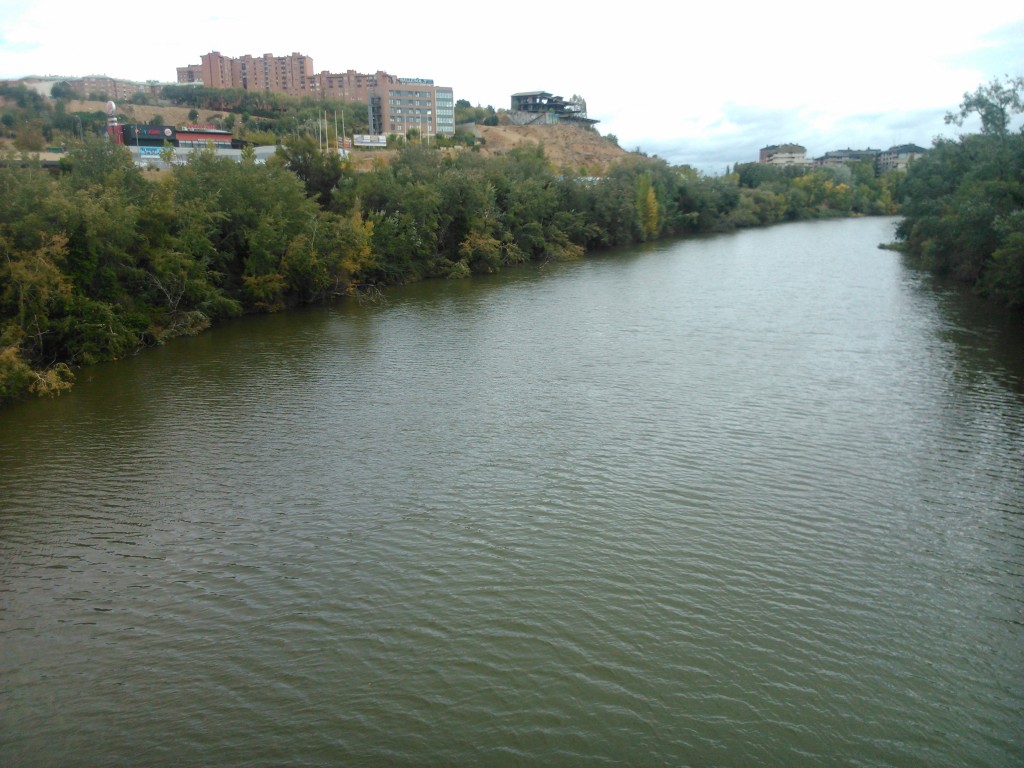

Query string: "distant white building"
[759, 143, 809, 166]
[815, 148, 881, 168]
[877, 144, 927, 173]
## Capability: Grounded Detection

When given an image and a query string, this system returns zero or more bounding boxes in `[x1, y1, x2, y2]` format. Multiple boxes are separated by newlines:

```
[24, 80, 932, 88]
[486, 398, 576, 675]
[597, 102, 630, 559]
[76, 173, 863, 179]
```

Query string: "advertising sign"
[125, 125, 176, 144]
[353, 134, 387, 148]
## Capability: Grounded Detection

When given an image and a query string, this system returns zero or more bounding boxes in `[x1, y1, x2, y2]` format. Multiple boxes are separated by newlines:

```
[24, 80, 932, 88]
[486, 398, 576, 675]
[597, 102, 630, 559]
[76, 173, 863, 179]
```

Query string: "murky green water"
[2, 218, 1022, 766]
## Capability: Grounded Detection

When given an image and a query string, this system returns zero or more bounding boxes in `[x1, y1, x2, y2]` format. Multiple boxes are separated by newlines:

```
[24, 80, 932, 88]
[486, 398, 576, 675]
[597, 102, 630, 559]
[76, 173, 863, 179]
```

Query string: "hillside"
[474, 122, 629, 174]
[338, 122, 629, 173]
[54, 99, 631, 173]
[65, 99, 210, 126]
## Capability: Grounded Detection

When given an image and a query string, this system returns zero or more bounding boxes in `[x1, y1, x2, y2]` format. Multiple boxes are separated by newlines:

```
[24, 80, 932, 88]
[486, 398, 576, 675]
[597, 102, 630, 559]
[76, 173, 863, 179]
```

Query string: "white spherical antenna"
[106, 101, 116, 117]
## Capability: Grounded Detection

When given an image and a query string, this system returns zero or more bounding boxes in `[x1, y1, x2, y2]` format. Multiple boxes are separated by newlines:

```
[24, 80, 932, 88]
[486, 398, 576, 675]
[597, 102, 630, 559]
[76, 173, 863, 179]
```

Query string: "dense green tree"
[454, 102, 499, 125]
[945, 76, 1024, 138]
[1, 91, 917, 405]
[50, 81, 76, 100]
[1, 232, 72, 365]
[272, 135, 347, 209]
[897, 76, 1024, 307]
[280, 211, 374, 301]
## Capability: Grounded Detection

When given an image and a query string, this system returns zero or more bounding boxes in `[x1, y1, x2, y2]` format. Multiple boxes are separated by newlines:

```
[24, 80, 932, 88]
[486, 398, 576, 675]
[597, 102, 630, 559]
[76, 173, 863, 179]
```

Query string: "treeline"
[732, 158, 902, 222]
[895, 76, 1024, 309]
[161, 83, 311, 116]
[0, 131, 900, 405]
[160, 84, 371, 137]
[454, 99, 499, 126]
[0, 83, 116, 151]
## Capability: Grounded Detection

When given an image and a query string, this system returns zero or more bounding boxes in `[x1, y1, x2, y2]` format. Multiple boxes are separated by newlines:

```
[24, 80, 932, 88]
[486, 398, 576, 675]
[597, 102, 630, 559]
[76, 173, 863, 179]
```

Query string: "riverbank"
[0, 135, 903, 408]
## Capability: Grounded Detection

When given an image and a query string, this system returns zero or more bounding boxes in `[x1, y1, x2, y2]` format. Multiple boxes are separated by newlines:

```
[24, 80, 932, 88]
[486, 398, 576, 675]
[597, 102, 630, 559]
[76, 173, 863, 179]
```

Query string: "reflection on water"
[2, 217, 1022, 766]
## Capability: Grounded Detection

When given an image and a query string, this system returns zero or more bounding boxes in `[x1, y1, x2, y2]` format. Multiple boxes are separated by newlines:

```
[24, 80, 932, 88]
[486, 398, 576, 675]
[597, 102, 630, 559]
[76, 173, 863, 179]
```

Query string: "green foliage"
[1, 233, 72, 362]
[0, 83, 46, 112]
[58, 137, 144, 192]
[280, 211, 374, 301]
[0, 345, 73, 403]
[13, 121, 46, 151]
[272, 135, 348, 209]
[241, 129, 279, 147]
[945, 76, 1024, 137]
[635, 173, 660, 240]
[897, 76, 1024, 309]
[734, 158, 900, 222]
[458, 230, 504, 273]
[1, 100, 907, 405]
[983, 223, 1024, 308]
[50, 81, 77, 100]
[160, 85, 370, 138]
[454, 102, 498, 125]
[0, 85, 117, 145]
[161, 84, 298, 116]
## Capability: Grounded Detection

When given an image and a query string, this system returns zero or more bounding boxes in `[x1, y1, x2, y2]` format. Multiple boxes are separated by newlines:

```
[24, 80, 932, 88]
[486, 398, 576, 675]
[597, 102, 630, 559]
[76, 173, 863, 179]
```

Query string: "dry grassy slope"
[62, 100, 631, 173]
[474, 123, 629, 174]
[66, 100, 225, 126]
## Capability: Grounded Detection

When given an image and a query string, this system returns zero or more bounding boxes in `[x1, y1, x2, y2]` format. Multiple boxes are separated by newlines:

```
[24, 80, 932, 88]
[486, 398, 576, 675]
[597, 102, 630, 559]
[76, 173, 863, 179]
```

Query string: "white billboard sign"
[353, 134, 387, 148]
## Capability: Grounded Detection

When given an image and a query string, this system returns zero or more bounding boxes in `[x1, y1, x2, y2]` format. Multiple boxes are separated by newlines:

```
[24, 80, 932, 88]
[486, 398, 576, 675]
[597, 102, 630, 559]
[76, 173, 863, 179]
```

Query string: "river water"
[1, 217, 1022, 766]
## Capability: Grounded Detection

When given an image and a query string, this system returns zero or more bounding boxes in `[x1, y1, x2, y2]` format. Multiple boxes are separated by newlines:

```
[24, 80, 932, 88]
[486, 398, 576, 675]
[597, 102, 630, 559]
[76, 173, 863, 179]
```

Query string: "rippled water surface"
[2, 218, 1023, 766]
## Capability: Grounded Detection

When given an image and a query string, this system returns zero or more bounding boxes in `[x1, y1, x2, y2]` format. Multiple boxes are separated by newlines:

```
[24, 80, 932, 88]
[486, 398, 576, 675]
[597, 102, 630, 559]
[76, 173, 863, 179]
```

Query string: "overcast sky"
[2, 0, 1022, 172]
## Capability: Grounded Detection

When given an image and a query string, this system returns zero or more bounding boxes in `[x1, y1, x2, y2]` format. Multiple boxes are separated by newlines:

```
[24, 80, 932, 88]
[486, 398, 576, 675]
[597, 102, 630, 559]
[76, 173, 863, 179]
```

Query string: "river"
[2, 217, 1022, 766]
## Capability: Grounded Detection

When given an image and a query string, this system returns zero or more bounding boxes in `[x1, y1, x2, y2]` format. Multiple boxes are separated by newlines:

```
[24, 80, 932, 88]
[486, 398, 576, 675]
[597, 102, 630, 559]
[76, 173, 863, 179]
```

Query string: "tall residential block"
[177, 51, 454, 136]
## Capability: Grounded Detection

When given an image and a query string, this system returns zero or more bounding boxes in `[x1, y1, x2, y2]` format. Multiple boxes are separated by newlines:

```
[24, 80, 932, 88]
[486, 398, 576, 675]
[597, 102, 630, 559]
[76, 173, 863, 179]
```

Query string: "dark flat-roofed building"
[509, 91, 598, 126]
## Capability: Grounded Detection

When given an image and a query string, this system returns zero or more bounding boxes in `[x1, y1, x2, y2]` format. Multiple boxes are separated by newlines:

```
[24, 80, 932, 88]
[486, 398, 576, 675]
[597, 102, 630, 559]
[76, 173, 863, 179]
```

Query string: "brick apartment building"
[176, 51, 315, 96]
[57, 76, 162, 101]
[177, 51, 454, 137]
